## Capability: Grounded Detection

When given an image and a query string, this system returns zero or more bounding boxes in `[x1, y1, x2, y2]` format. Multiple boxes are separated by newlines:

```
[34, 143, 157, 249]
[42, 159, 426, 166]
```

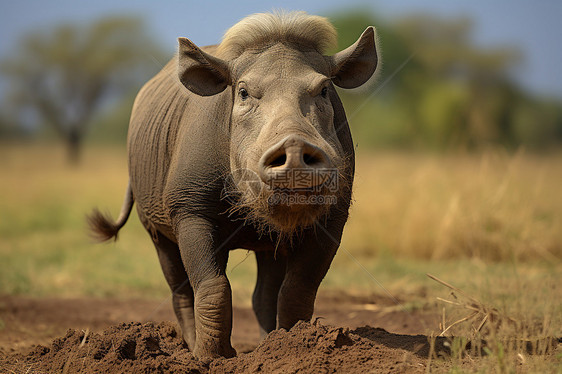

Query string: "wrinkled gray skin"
[91, 27, 377, 361]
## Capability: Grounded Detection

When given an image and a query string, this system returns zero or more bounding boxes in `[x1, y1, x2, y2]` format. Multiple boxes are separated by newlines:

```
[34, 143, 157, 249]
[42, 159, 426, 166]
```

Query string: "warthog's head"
[177, 11, 378, 234]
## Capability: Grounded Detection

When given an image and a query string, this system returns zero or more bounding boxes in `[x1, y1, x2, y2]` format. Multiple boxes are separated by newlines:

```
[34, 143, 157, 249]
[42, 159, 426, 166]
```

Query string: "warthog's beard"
[231, 184, 332, 236]
[263, 187, 333, 232]
[224, 162, 351, 238]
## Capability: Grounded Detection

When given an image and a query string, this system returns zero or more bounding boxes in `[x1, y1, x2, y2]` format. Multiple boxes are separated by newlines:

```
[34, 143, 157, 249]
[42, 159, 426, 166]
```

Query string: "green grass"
[0, 144, 162, 297]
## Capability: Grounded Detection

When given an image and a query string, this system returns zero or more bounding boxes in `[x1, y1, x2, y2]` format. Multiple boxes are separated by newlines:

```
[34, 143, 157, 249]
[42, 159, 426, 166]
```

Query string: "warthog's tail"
[87, 182, 134, 242]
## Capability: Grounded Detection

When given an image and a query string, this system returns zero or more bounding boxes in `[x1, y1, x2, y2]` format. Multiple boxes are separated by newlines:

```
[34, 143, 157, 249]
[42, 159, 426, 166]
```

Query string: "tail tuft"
[87, 182, 134, 243]
[87, 209, 122, 242]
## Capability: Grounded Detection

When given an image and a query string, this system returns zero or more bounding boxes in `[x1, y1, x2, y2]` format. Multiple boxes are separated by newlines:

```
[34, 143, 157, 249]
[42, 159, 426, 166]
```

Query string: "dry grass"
[346, 148, 562, 261]
[1, 144, 561, 297]
[0, 144, 166, 297]
[425, 273, 561, 373]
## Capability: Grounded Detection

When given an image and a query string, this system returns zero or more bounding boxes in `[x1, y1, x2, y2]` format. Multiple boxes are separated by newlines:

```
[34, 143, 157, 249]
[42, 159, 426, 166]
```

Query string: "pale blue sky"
[1, 0, 561, 98]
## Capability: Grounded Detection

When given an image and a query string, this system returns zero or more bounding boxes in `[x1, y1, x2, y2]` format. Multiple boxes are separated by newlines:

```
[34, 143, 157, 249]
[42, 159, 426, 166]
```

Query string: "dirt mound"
[3, 321, 205, 373]
[2, 320, 430, 373]
[214, 320, 426, 373]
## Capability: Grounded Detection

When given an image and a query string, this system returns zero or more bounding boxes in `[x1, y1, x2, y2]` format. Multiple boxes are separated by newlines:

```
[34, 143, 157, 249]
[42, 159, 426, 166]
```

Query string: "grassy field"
[1, 143, 561, 372]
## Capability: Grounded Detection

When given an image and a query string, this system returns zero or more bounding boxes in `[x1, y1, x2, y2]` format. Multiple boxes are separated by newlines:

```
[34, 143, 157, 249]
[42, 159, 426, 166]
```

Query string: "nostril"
[303, 153, 322, 166]
[269, 154, 287, 168]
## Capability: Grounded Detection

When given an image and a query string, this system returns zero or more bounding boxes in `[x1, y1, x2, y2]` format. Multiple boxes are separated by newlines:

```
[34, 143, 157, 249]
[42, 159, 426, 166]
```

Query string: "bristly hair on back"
[216, 10, 337, 59]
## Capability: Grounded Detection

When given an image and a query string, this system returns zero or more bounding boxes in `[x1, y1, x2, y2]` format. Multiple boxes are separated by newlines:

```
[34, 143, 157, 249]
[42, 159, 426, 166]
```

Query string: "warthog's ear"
[177, 37, 231, 96]
[329, 26, 378, 89]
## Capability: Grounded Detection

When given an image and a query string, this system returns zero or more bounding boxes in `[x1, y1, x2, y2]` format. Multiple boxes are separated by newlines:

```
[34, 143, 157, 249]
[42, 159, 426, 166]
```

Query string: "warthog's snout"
[258, 135, 332, 189]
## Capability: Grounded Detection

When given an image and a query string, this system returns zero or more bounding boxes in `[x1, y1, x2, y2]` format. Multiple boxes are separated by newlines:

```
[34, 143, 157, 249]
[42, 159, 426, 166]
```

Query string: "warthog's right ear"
[177, 37, 231, 96]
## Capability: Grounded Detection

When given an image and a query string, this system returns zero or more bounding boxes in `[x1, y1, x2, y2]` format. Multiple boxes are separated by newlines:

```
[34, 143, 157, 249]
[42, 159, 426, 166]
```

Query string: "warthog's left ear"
[329, 26, 378, 89]
[177, 37, 231, 96]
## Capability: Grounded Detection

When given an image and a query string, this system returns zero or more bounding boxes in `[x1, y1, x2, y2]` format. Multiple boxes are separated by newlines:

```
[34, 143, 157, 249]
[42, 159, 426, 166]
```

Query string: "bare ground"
[0, 290, 557, 373]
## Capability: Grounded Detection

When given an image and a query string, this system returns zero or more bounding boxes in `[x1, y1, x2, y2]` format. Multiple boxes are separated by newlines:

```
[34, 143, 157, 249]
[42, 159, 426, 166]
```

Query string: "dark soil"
[0, 291, 451, 373]
[2, 319, 451, 373]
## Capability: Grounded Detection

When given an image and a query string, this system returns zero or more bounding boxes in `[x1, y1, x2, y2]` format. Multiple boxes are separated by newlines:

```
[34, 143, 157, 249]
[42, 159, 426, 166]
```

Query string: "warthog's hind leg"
[153, 231, 196, 350]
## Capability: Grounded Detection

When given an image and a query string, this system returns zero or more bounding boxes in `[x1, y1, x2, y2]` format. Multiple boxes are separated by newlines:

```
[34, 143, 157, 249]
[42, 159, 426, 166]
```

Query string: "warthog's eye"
[239, 87, 249, 100]
[321, 86, 328, 98]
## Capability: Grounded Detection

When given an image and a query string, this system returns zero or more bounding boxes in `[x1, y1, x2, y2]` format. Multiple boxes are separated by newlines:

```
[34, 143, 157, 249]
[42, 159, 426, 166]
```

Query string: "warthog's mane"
[216, 11, 337, 59]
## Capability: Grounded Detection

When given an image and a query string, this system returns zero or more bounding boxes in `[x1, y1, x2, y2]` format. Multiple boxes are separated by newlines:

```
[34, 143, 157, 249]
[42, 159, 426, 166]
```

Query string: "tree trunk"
[67, 129, 82, 165]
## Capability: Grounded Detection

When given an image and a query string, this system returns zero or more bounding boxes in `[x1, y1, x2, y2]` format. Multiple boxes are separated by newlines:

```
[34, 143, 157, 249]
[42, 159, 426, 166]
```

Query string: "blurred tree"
[396, 15, 523, 149]
[0, 17, 163, 163]
[88, 92, 137, 145]
[0, 111, 25, 140]
[328, 10, 562, 151]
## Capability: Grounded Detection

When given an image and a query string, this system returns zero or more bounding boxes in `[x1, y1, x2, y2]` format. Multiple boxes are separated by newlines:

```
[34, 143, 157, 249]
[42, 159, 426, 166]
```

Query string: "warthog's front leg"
[277, 229, 339, 330]
[176, 217, 236, 361]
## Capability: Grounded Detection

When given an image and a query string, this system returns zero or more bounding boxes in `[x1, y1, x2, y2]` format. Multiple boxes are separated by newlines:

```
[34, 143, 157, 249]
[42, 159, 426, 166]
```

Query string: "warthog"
[89, 11, 378, 361]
